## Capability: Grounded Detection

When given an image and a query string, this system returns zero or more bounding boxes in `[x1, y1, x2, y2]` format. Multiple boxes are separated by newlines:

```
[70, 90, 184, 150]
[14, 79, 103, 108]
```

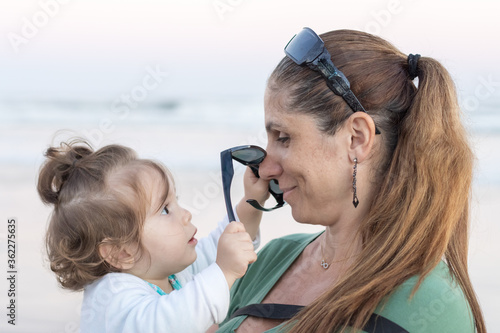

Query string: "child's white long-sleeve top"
[80, 212, 260, 333]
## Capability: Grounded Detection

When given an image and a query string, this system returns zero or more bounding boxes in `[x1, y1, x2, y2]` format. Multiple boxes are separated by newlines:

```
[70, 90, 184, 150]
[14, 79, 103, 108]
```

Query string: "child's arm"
[235, 167, 270, 241]
[81, 265, 233, 332]
[80, 223, 256, 333]
[177, 167, 266, 278]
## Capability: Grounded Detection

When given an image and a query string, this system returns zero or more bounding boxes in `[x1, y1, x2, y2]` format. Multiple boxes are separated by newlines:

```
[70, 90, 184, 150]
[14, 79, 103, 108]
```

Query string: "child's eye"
[161, 206, 169, 215]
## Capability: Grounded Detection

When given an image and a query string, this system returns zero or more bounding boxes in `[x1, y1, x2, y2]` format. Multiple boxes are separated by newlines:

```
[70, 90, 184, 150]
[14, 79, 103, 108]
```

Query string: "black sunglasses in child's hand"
[220, 145, 285, 222]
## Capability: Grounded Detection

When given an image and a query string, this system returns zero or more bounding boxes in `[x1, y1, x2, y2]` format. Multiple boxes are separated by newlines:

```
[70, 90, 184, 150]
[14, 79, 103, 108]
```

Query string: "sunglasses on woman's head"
[284, 27, 381, 135]
[220, 145, 285, 222]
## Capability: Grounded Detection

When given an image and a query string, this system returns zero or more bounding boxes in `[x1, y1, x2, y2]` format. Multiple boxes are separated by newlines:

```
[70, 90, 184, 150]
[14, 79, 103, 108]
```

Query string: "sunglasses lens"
[269, 179, 282, 194]
[232, 148, 265, 165]
[284, 27, 324, 65]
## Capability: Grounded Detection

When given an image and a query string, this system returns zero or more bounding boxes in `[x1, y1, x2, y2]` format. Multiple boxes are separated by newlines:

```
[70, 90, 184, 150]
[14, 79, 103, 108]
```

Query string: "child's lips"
[188, 229, 198, 245]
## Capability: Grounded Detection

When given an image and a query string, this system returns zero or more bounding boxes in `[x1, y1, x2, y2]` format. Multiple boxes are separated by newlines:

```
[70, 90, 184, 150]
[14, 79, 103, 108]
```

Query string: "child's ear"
[98, 240, 137, 270]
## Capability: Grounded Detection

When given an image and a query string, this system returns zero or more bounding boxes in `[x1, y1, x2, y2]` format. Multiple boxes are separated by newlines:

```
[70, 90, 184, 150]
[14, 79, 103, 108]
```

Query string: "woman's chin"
[290, 207, 310, 224]
[290, 206, 327, 226]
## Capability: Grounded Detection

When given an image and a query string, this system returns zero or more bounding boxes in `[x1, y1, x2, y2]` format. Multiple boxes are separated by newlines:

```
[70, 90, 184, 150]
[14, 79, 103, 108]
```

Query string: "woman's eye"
[161, 206, 169, 215]
[277, 136, 290, 144]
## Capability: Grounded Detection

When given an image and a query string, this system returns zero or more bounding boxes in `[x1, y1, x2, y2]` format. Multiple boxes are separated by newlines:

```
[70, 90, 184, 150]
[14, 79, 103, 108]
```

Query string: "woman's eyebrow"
[265, 121, 283, 132]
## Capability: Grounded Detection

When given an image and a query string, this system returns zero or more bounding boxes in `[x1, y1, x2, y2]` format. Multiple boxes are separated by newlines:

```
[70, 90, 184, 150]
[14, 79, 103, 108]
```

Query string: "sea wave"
[0, 98, 265, 128]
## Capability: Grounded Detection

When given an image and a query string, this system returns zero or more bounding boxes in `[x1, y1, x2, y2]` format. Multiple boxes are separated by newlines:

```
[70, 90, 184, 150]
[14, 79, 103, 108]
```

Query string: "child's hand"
[243, 167, 270, 206]
[216, 222, 257, 289]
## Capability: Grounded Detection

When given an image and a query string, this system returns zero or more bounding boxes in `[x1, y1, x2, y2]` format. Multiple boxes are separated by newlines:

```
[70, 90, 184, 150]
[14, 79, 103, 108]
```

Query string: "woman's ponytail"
[398, 55, 485, 332]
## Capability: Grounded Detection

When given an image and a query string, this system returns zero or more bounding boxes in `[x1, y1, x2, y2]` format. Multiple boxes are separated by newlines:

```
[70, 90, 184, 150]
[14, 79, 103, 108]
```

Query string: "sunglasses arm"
[246, 199, 285, 212]
[315, 58, 354, 102]
[316, 58, 381, 135]
[221, 151, 236, 222]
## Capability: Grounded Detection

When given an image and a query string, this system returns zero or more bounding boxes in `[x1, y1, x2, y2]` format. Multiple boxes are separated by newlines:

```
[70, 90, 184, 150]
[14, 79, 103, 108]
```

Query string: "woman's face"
[260, 89, 354, 225]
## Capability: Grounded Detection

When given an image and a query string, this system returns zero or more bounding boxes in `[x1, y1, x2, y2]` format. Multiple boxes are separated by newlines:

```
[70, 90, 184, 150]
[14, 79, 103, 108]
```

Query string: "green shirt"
[217, 232, 474, 333]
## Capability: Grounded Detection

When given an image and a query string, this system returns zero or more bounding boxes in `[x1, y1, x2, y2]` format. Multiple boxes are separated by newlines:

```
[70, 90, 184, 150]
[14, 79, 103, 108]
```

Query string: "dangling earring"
[352, 158, 359, 208]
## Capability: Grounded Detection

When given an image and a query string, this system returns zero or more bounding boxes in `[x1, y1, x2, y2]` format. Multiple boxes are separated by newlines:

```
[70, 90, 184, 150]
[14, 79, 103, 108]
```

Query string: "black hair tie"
[407, 53, 421, 80]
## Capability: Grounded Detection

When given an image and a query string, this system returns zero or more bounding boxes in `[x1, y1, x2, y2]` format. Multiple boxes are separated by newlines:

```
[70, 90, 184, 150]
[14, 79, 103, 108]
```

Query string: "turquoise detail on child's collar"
[168, 274, 182, 290]
[147, 281, 167, 296]
[146, 274, 182, 296]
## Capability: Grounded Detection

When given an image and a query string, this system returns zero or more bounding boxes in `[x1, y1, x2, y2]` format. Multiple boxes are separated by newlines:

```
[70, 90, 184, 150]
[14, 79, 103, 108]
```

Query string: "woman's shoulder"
[243, 232, 322, 275]
[228, 232, 322, 298]
[245, 232, 320, 268]
[377, 261, 475, 333]
[219, 233, 322, 331]
[259, 232, 322, 253]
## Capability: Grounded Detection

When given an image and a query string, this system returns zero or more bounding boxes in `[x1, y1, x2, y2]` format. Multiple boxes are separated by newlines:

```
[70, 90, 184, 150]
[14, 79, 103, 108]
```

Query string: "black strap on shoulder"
[363, 312, 409, 333]
[230, 303, 304, 321]
[229, 303, 409, 333]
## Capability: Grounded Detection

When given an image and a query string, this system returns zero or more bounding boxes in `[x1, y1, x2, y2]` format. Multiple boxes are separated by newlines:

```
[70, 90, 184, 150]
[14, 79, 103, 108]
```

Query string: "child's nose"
[182, 208, 192, 225]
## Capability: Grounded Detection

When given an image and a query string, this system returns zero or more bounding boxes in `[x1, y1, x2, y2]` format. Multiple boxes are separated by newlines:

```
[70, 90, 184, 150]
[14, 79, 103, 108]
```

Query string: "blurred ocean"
[0, 97, 267, 169]
[1, 96, 499, 183]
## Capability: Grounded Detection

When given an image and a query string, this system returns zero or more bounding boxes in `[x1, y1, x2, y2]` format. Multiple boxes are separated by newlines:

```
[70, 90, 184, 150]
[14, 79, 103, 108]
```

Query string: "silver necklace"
[320, 240, 356, 270]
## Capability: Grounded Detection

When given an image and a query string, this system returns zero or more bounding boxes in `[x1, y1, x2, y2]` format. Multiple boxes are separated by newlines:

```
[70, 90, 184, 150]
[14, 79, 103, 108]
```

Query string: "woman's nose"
[259, 150, 283, 181]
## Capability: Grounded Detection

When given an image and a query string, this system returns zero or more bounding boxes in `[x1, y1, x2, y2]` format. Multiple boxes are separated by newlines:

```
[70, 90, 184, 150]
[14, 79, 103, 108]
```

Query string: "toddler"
[37, 139, 269, 332]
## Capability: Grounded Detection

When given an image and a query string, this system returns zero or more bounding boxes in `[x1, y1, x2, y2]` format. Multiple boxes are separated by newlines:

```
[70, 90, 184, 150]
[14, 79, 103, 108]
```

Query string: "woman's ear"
[98, 240, 137, 271]
[346, 112, 376, 163]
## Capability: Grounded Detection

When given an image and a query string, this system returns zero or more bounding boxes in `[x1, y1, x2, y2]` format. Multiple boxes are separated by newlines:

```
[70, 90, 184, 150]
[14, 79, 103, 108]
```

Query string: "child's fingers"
[225, 221, 246, 233]
[247, 250, 257, 264]
[245, 167, 259, 181]
[247, 167, 268, 186]
[243, 167, 270, 202]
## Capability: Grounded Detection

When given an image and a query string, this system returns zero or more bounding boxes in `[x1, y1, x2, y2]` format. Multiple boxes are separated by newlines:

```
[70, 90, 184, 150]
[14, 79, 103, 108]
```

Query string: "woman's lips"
[281, 186, 296, 201]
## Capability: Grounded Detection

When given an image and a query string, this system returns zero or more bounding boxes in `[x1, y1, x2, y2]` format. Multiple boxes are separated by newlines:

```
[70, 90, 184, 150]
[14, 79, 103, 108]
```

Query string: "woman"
[216, 28, 485, 332]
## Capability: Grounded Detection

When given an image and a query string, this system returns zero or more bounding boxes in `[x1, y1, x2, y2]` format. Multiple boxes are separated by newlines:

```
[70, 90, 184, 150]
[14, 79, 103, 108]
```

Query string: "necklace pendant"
[321, 259, 329, 270]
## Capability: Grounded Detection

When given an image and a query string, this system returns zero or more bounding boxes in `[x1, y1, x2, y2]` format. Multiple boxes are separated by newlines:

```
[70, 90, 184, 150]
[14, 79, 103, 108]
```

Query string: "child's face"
[132, 170, 197, 282]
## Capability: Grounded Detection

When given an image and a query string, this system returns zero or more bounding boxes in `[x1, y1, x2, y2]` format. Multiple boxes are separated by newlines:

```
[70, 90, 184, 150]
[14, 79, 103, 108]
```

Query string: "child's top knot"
[37, 139, 94, 206]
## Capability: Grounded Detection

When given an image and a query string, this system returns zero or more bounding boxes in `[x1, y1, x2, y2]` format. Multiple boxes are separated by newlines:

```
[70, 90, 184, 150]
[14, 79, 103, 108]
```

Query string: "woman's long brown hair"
[268, 30, 485, 332]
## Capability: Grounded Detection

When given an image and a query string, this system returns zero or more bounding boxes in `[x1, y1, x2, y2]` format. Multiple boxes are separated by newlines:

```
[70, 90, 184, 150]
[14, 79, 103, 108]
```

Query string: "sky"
[1, 0, 499, 102]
